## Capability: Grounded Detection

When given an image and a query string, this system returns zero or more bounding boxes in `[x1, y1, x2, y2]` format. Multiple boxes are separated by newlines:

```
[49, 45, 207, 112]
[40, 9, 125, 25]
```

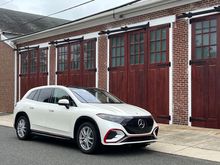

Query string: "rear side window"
[37, 88, 53, 103]
[27, 90, 37, 100]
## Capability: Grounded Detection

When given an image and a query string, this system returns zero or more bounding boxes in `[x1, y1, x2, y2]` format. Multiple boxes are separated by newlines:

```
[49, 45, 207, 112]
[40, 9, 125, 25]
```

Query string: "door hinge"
[189, 117, 206, 122]
[189, 60, 206, 65]
[157, 115, 171, 120]
[157, 62, 171, 67]
[107, 67, 111, 71]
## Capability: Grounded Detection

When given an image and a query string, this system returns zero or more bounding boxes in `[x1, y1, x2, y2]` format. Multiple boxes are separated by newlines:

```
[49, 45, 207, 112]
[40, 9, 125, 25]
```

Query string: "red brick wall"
[98, 35, 107, 90]
[49, 45, 56, 85]
[0, 42, 14, 113]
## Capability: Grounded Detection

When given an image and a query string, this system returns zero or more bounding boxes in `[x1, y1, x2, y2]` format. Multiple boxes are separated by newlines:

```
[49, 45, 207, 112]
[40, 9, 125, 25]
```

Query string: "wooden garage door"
[191, 16, 220, 128]
[56, 39, 96, 87]
[109, 25, 170, 124]
[148, 26, 170, 123]
[20, 48, 48, 98]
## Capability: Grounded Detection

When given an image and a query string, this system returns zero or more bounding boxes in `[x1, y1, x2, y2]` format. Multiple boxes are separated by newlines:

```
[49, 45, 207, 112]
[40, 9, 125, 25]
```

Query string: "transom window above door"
[194, 19, 217, 59]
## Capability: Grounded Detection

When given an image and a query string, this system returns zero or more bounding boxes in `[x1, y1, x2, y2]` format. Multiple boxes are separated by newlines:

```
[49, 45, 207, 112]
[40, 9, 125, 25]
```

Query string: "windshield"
[69, 88, 123, 104]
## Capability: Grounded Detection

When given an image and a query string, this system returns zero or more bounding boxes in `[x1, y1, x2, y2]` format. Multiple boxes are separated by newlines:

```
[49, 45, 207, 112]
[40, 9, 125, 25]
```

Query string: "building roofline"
[8, 0, 201, 44]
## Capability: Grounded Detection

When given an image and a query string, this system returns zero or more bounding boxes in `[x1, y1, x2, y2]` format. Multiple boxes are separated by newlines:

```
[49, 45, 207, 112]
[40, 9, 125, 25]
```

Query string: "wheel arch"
[73, 116, 100, 139]
[14, 112, 29, 128]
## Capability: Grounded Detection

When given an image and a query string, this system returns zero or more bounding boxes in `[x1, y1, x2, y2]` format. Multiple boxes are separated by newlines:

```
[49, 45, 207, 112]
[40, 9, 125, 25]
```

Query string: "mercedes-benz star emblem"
[138, 119, 145, 129]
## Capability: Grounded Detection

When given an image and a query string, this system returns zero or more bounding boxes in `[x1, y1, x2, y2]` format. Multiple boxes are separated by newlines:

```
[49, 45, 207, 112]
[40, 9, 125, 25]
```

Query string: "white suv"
[14, 85, 159, 153]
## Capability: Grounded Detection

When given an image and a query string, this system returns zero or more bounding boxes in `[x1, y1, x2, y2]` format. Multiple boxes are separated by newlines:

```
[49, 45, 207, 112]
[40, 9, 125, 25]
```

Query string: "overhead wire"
[21, 0, 95, 25]
[0, 0, 13, 7]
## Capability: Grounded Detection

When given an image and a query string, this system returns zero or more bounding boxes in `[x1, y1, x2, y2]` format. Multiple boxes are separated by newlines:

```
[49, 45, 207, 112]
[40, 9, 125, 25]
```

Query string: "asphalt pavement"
[0, 126, 219, 165]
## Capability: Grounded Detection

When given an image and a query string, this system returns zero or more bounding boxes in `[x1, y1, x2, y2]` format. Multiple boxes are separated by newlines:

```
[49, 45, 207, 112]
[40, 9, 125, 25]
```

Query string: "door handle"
[29, 107, 34, 110]
[49, 110, 54, 112]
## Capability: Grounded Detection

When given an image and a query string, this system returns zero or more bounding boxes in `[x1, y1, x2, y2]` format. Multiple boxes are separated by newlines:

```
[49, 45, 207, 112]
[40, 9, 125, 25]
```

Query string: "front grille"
[122, 116, 154, 134]
[122, 135, 156, 142]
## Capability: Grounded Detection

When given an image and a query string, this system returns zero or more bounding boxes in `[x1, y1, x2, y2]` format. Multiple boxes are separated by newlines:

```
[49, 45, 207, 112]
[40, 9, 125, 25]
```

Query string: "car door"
[44, 88, 76, 137]
[29, 88, 54, 132]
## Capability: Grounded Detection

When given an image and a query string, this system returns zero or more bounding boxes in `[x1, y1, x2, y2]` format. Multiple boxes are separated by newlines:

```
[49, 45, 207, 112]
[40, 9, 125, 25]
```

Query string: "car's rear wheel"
[76, 122, 100, 154]
[16, 116, 31, 140]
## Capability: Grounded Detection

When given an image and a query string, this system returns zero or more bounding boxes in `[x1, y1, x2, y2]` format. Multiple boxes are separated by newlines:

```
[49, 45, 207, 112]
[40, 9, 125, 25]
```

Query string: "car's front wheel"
[15, 116, 31, 140]
[76, 122, 100, 154]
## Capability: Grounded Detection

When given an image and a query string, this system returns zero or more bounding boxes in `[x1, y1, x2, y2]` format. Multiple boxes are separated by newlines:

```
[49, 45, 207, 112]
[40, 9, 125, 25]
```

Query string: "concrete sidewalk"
[1, 113, 220, 162]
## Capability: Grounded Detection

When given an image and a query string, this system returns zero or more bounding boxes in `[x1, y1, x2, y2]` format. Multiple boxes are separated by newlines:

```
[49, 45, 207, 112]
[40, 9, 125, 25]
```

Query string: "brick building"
[3, 0, 220, 129]
[0, 8, 69, 113]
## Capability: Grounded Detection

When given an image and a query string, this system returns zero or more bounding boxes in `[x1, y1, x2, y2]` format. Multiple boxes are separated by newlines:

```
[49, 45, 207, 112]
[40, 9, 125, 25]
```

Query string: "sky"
[0, 0, 135, 20]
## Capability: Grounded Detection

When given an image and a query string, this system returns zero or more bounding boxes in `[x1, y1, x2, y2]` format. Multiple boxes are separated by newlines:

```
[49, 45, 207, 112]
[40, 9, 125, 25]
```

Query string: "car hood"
[87, 103, 151, 116]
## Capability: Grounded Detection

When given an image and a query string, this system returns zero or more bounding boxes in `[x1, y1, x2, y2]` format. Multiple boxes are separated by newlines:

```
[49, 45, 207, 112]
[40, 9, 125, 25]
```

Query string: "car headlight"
[96, 113, 132, 124]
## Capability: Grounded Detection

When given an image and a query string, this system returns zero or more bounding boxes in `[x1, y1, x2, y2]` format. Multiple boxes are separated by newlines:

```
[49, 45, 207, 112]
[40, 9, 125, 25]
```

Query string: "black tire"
[15, 116, 31, 140]
[76, 122, 100, 154]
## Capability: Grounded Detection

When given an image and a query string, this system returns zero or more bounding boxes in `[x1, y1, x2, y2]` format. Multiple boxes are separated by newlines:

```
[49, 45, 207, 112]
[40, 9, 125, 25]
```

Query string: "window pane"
[162, 29, 166, 39]
[162, 40, 166, 51]
[140, 33, 144, 42]
[150, 53, 155, 64]
[203, 47, 209, 59]
[203, 34, 209, 46]
[140, 54, 144, 64]
[112, 57, 116, 67]
[140, 44, 144, 54]
[162, 52, 166, 62]
[210, 46, 217, 58]
[210, 33, 216, 45]
[130, 34, 134, 43]
[156, 41, 161, 51]
[130, 45, 134, 55]
[112, 48, 116, 57]
[112, 38, 116, 47]
[121, 57, 124, 65]
[150, 31, 155, 41]
[156, 30, 161, 40]
[210, 20, 216, 27]
[150, 42, 155, 52]
[135, 54, 139, 64]
[37, 88, 53, 103]
[130, 55, 135, 64]
[195, 35, 202, 46]
[195, 22, 202, 29]
[156, 53, 161, 63]
[203, 21, 209, 33]
[196, 48, 202, 59]
[116, 47, 120, 57]
[116, 57, 120, 66]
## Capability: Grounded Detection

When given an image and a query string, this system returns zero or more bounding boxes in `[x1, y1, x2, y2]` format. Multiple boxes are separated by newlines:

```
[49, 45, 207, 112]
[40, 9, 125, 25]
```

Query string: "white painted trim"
[105, 15, 176, 36]
[14, 50, 17, 106]
[47, 47, 50, 85]
[95, 38, 99, 88]
[169, 23, 174, 125]
[188, 20, 192, 126]
[0, 34, 16, 48]
[18, 42, 49, 51]
[107, 37, 110, 92]
[55, 47, 58, 85]
[18, 53, 21, 100]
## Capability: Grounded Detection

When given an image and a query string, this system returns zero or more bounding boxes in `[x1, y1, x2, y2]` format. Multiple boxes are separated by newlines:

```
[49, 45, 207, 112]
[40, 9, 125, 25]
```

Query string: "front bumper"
[103, 126, 159, 146]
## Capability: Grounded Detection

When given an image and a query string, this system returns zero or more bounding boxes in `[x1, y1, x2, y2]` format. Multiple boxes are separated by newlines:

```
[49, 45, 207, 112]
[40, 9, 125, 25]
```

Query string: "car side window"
[27, 90, 37, 100]
[51, 88, 76, 106]
[37, 88, 53, 103]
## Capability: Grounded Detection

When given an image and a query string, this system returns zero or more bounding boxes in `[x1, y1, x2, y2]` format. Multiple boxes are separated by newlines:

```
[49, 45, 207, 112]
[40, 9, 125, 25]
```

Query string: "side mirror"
[58, 99, 70, 109]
